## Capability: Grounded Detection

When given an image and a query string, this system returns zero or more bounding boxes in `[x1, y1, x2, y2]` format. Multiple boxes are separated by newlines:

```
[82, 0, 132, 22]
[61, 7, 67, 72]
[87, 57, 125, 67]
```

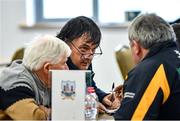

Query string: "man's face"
[69, 36, 98, 70]
[46, 57, 69, 88]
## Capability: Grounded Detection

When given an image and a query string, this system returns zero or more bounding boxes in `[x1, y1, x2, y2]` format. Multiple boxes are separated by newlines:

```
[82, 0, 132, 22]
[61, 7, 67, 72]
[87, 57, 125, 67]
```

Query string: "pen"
[112, 82, 115, 92]
[110, 82, 115, 101]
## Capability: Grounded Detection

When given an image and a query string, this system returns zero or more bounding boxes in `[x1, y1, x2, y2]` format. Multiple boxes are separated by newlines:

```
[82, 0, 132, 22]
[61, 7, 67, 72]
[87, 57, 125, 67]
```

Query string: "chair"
[11, 47, 25, 62]
[0, 47, 25, 67]
[115, 45, 135, 80]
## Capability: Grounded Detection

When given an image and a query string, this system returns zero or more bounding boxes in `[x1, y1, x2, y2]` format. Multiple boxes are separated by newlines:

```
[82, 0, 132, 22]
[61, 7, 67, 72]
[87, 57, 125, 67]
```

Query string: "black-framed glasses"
[70, 42, 103, 58]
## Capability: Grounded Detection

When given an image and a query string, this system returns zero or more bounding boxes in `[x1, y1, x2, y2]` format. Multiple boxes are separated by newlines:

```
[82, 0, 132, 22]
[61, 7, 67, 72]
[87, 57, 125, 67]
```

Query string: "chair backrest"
[115, 45, 135, 80]
[11, 47, 25, 62]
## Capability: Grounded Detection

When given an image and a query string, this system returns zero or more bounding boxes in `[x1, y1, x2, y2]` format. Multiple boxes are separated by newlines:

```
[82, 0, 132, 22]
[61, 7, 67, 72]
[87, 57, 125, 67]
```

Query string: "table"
[98, 113, 114, 120]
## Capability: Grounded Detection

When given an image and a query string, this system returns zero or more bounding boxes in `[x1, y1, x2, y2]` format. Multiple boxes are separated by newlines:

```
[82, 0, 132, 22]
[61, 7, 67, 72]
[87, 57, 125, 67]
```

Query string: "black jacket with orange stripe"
[114, 41, 180, 120]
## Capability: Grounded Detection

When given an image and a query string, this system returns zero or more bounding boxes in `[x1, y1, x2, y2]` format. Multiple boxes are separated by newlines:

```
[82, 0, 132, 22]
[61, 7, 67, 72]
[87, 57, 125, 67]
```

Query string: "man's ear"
[132, 40, 141, 55]
[43, 62, 51, 74]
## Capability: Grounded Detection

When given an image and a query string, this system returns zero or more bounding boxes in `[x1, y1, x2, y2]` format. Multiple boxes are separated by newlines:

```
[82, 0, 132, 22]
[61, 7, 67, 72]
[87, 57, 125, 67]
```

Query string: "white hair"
[22, 34, 71, 71]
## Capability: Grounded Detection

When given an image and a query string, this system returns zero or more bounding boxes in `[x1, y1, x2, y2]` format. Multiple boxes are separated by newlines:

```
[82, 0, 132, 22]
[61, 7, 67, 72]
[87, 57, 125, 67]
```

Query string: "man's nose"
[83, 53, 93, 59]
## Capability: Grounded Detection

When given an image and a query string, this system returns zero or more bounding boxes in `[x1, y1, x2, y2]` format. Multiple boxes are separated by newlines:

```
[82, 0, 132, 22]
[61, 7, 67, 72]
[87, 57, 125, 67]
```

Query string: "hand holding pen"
[101, 82, 122, 112]
[110, 82, 115, 101]
[114, 84, 123, 100]
[101, 82, 121, 114]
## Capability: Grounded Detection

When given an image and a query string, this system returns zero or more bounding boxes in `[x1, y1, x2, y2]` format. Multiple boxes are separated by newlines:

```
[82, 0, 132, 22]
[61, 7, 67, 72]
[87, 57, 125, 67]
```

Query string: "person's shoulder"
[0, 61, 33, 90]
[125, 58, 161, 84]
[130, 58, 160, 75]
[124, 59, 161, 91]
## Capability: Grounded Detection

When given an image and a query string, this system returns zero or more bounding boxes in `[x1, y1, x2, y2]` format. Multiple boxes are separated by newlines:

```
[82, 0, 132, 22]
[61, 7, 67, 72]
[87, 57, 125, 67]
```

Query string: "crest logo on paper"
[61, 80, 76, 100]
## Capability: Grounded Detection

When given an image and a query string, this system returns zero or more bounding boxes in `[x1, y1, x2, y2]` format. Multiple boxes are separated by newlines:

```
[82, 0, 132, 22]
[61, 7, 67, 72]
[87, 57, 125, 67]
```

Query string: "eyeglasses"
[70, 42, 103, 58]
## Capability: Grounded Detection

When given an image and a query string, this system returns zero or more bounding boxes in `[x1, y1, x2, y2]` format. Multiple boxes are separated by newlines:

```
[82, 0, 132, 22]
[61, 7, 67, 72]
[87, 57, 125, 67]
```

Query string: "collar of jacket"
[143, 40, 177, 61]
[66, 58, 95, 79]
[67, 57, 92, 70]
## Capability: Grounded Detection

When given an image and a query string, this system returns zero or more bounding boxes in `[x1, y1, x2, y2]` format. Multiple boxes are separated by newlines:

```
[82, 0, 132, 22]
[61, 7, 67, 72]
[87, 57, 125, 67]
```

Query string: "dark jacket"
[67, 58, 108, 102]
[114, 41, 180, 120]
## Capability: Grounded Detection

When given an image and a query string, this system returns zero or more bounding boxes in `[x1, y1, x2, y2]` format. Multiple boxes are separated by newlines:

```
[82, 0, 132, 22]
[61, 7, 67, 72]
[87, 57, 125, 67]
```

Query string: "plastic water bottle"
[85, 87, 98, 120]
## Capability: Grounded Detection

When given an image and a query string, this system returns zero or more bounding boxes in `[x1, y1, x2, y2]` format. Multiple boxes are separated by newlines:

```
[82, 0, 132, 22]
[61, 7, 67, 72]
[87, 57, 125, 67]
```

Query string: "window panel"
[43, 0, 93, 19]
[33, 0, 180, 24]
[98, 0, 180, 23]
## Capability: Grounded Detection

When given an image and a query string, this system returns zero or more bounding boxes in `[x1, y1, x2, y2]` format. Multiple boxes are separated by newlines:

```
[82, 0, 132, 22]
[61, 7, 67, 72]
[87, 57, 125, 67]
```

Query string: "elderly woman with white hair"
[0, 35, 71, 120]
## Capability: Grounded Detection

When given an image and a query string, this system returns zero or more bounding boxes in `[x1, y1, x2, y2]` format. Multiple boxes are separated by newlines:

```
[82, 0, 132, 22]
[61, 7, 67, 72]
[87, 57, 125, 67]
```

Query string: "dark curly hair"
[56, 16, 101, 46]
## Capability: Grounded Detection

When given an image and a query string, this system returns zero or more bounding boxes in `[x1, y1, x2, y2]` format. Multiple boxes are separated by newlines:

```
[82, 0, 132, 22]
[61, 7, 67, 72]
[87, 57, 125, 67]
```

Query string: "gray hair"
[128, 13, 176, 49]
[23, 34, 71, 71]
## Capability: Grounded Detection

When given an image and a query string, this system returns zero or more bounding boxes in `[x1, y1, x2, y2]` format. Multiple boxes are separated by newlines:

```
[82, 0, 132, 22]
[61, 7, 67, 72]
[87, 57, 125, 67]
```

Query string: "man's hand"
[102, 94, 113, 107]
[101, 84, 123, 110]
[39, 105, 51, 119]
[97, 102, 106, 113]
[102, 93, 121, 110]
[114, 84, 123, 101]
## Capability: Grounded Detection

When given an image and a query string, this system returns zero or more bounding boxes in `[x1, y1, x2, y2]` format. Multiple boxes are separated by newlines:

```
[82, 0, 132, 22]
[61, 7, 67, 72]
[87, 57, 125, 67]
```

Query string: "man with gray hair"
[114, 13, 180, 120]
[0, 35, 71, 120]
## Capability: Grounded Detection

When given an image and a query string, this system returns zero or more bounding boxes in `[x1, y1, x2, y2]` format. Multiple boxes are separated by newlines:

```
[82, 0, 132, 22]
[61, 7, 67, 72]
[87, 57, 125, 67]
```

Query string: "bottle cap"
[87, 87, 95, 93]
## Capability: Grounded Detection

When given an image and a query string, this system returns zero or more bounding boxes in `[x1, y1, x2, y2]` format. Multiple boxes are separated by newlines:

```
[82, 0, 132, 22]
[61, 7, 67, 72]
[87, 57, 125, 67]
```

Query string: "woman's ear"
[43, 62, 51, 74]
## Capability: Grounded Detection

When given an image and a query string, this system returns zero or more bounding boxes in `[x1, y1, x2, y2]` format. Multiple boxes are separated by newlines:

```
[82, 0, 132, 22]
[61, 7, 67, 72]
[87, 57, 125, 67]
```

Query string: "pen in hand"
[110, 82, 115, 101]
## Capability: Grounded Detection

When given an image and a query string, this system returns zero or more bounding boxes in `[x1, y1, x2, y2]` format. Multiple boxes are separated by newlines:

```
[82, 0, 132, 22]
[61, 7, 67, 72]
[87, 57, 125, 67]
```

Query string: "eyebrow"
[79, 44, 97, 50]
[79, 44, 89, 48]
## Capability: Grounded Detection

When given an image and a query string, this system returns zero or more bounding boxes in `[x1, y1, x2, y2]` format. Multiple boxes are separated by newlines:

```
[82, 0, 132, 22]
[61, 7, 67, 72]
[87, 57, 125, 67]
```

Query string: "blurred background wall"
[0, 0, 2, 56]
[0, 0, 130, 91]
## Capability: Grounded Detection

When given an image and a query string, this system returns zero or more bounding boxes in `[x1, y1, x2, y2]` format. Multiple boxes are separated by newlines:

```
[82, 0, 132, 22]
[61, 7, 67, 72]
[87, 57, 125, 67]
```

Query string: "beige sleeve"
[5, 98, 48, 120]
